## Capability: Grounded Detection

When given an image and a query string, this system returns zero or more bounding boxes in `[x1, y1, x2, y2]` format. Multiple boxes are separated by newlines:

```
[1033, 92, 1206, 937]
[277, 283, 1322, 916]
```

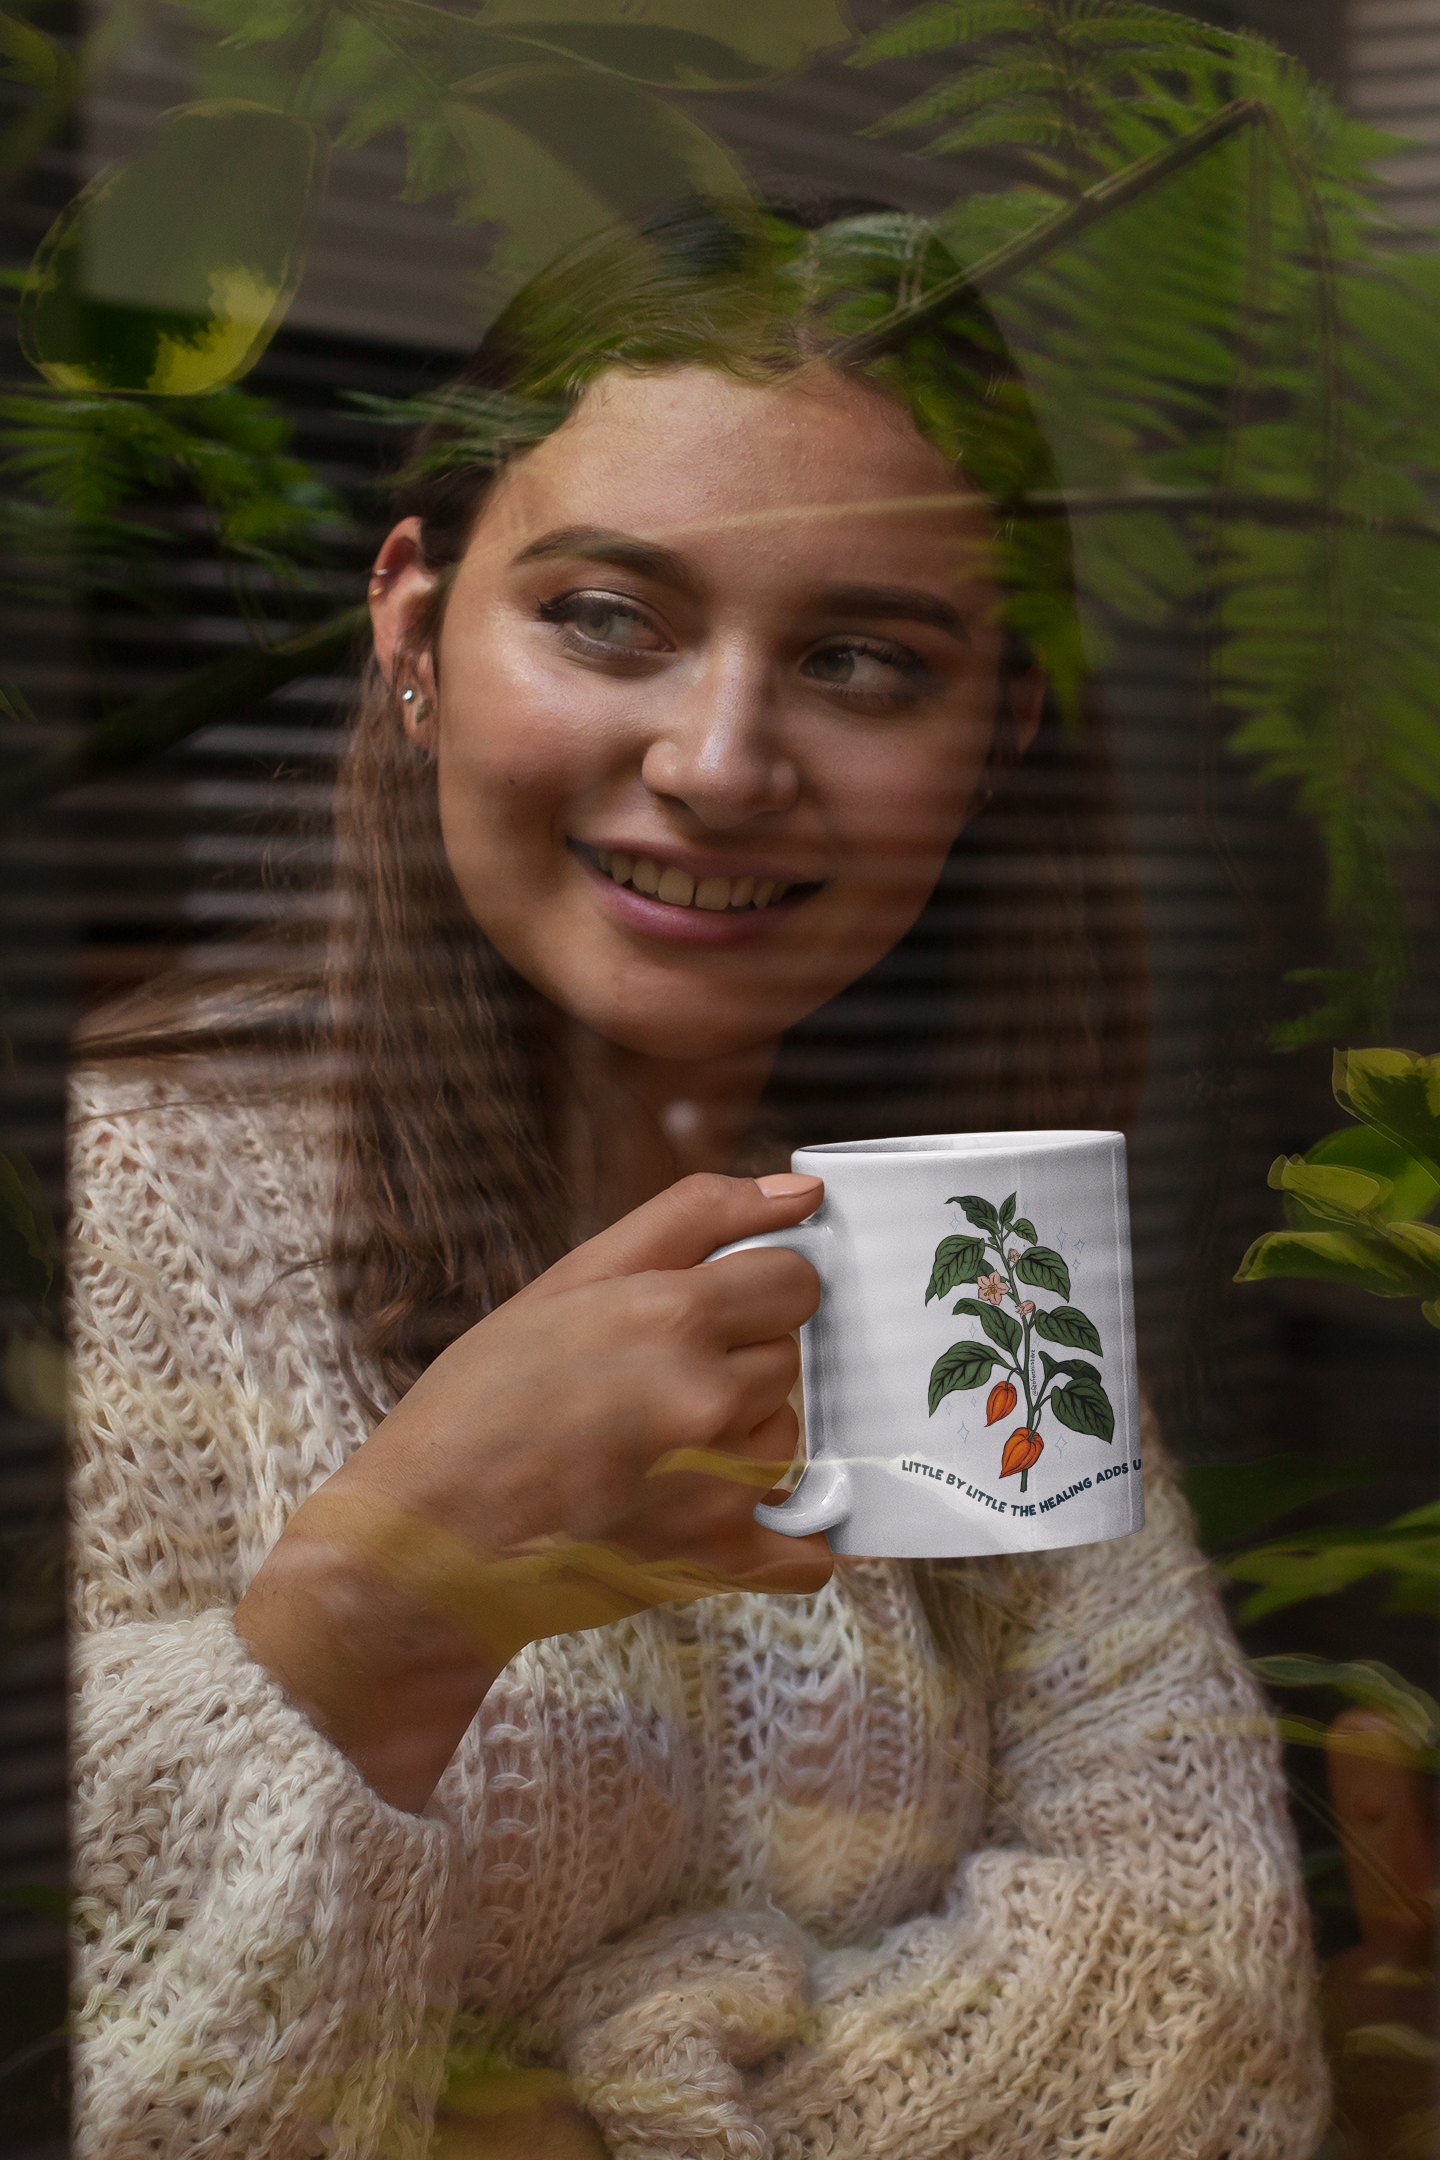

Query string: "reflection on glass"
[1, 6, 1436, 2157]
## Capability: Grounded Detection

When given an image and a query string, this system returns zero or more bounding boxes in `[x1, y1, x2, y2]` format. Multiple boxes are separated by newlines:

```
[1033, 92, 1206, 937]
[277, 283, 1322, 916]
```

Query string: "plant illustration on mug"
[925, 1194, 1115, 1492]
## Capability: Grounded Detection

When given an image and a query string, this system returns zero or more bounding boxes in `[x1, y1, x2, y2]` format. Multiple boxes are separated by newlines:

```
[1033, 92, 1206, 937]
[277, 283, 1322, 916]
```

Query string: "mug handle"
[703, 1219, 852, 1541]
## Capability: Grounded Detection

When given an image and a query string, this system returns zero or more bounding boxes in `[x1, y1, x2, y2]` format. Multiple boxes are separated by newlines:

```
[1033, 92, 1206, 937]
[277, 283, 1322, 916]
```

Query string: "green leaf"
[1015, 1244, 1071, 1299]
[0, 9, 64, 91]
[0, 1153, 53, 1304]
[999, 1191, 1017, 1231]
[1292, 1124, 1439, 1227]
[1267, 1153, 1390, 1224]
[1224, 1507, 1440, 1622]
[1333, 1049, 1440, 1185]
[1030, 1303, 1102, 1354]
[1038, 1349, 1101, 1384]
[21, 103, 323, 395]
[1180, 1454, 1372, 1553]
[1247, 1654, 1440, 1757]
[947, 1192, 1001, 1238]
[1049, 1366, 1114, 1441]
[436, 65, 749, 277]
[471, 0, 853, 85]
[925, 1233, 986, 1303]
[928, 1337, 1003, 1415]
[1010, 1216, 1037, 1244]
[1234, 1222, 1440, 1302]
[950, 1293, 1021, 1355]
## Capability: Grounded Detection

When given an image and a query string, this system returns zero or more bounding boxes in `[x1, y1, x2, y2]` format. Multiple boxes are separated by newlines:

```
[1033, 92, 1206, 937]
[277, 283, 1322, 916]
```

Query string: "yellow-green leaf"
[441, 64, 748, 278]
[1299, 1122, 1440, 1226]
[473, 0, 853, 83]
[1266, 1152, 1390, 1223]
[1333, 1048, 1440, 1184]
[0, 8, 64, 91]
[20, 102, 323, 395]
[1234, 1222, 1440, 1301]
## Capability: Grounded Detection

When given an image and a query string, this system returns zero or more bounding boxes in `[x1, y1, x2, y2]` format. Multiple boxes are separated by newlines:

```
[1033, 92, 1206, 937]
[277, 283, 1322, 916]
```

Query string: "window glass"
[2, 5, 1435, 2154]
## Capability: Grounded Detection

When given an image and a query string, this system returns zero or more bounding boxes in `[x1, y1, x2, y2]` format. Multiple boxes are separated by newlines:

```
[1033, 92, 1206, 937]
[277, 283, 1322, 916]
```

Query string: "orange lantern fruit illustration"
[1000, 1428, 1044, 1480]
[986, 1379, 1018, 1426]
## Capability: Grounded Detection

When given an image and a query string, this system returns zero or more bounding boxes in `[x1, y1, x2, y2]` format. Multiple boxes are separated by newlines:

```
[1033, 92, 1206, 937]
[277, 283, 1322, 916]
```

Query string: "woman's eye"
[539, 591, 668, 656]
[802, 640, 936, 704]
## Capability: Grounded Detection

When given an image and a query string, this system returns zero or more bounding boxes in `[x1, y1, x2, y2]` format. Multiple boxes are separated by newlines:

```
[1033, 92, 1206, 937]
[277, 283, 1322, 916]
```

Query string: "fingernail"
[755, 1172, 823, 1199]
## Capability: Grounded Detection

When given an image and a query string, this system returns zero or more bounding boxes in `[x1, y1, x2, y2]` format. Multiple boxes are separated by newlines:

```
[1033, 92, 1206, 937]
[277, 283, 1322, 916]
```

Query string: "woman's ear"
[369, 517, 440, 748]
[973, 660, 1046, 817]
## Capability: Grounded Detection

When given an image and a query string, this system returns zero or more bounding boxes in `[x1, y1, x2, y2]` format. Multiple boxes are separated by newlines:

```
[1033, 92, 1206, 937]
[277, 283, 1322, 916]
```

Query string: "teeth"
[657, 865, 696, 906]
[592, 848, 795, 912]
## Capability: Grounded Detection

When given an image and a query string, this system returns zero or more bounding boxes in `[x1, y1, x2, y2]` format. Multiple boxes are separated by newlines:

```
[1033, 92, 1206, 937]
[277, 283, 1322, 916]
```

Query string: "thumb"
[543, 1171, 824, 1287]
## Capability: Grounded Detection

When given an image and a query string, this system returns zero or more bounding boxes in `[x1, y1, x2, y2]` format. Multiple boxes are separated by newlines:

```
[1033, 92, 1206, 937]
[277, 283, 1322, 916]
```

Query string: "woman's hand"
[235, 1171, 828, 1810]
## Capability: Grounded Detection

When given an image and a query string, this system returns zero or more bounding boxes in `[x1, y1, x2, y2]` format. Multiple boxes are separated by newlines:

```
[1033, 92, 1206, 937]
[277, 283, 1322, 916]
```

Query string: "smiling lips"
[595, 847, 796, 914]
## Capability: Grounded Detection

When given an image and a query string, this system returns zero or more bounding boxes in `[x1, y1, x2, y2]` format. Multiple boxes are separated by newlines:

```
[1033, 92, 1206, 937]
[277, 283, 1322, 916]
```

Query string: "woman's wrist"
[234, 1488, 510, 1812]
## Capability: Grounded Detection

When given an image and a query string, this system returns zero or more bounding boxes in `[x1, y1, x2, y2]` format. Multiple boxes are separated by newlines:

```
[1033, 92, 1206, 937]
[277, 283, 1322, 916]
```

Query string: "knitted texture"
[69, 1067, 1330, 2158]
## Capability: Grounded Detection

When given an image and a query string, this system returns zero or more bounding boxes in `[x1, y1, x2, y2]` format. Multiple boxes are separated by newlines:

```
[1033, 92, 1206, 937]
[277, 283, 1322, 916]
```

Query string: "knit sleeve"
[745, 1440, 1330, 2160]
[68, 1075, 467, 2160]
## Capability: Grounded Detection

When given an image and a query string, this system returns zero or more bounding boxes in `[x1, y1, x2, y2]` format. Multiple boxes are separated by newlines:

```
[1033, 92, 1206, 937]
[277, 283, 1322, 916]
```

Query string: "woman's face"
[373, 363, 1036, 1064]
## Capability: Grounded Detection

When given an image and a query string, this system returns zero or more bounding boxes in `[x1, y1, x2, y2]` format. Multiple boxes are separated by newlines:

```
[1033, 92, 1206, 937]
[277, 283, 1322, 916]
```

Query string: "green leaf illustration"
[1031, 1303, 1102, 1354]
[947, 1193, 1002, 1239]
[950, 1294, 1022, 1356]
[21, 102, 323, 395]
[1010, 1216, 1038, 1244]
[928, 1338, 1003, 1416]
[1015, 1244, 1071, 1300]
[1038, 1350, 1099, 1384]
[1050, 1366, 1115, 1442]
[925, 1233, 986, 1303]
[999, 1191, 1017, 1231]
[1333, 1049, 1440, 1185]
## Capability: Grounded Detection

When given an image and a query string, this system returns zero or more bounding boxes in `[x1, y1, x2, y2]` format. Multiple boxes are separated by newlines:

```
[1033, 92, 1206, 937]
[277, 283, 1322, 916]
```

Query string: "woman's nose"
[638, 651, 799, 828]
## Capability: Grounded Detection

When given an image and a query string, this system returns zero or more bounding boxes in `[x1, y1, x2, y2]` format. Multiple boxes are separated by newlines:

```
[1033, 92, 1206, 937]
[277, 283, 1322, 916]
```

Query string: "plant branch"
[0, 605, 367, 820]
[838, 97, 1271, 363]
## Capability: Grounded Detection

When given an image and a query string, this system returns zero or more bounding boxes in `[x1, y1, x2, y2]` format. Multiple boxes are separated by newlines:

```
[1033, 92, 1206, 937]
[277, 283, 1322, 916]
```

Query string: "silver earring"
[400, 687, 432, 721]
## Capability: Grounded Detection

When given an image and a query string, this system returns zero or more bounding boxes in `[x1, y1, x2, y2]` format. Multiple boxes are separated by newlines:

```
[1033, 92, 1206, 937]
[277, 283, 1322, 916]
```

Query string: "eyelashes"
[536, 591, 669, 658]
[535, 587, 943, 709]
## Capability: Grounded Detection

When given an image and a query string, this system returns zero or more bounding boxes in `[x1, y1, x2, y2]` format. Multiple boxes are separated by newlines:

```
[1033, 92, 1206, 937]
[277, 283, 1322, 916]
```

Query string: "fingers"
[541, 1170, 823, 1288]
[697, 1243, 820, 1345]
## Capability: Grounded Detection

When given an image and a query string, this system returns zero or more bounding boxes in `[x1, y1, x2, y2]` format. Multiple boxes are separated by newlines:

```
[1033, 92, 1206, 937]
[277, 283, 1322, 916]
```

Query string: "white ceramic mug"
[710, 1130, 1144, 1558]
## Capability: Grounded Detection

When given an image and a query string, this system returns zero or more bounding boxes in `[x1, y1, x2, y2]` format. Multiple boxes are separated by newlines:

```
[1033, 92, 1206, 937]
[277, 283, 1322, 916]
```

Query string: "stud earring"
[400, 686, 432, 721]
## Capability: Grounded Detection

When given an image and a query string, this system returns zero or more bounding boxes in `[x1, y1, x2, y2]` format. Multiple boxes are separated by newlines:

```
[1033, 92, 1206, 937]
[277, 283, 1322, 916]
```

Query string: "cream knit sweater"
[69, 1065, 1329, 2160]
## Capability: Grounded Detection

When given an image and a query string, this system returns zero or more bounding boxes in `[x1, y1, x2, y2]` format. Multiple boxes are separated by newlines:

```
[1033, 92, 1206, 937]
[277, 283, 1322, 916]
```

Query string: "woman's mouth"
[593, 846, 795, 913]
[569, 839, 823, 944]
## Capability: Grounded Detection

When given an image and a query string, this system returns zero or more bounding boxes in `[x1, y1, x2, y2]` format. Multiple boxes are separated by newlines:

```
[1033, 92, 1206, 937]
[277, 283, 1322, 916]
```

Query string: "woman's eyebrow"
[805, 584, 972, 644]
[510, 525, 696, 591]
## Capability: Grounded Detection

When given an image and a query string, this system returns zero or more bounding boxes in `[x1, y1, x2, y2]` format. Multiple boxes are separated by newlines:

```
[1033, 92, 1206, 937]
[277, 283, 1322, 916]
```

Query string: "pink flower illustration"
[978, 1271, 1008, 1305]
[1007, 1248, 1019, 1264]
[1019, 1300, 1035, 1318]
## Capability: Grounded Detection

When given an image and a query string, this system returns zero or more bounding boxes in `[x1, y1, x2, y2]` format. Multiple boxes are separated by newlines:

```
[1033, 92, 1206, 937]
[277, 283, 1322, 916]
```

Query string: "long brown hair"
[83, 201, 1148, 1405]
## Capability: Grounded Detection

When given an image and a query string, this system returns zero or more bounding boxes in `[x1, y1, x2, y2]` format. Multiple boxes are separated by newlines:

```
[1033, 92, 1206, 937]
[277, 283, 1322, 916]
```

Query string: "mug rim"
[795, 1129, 1124, 1161]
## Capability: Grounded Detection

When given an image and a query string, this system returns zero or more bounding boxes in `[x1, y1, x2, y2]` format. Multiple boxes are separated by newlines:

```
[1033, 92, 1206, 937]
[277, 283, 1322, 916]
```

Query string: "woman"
[69, 204, 1326, 2157]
